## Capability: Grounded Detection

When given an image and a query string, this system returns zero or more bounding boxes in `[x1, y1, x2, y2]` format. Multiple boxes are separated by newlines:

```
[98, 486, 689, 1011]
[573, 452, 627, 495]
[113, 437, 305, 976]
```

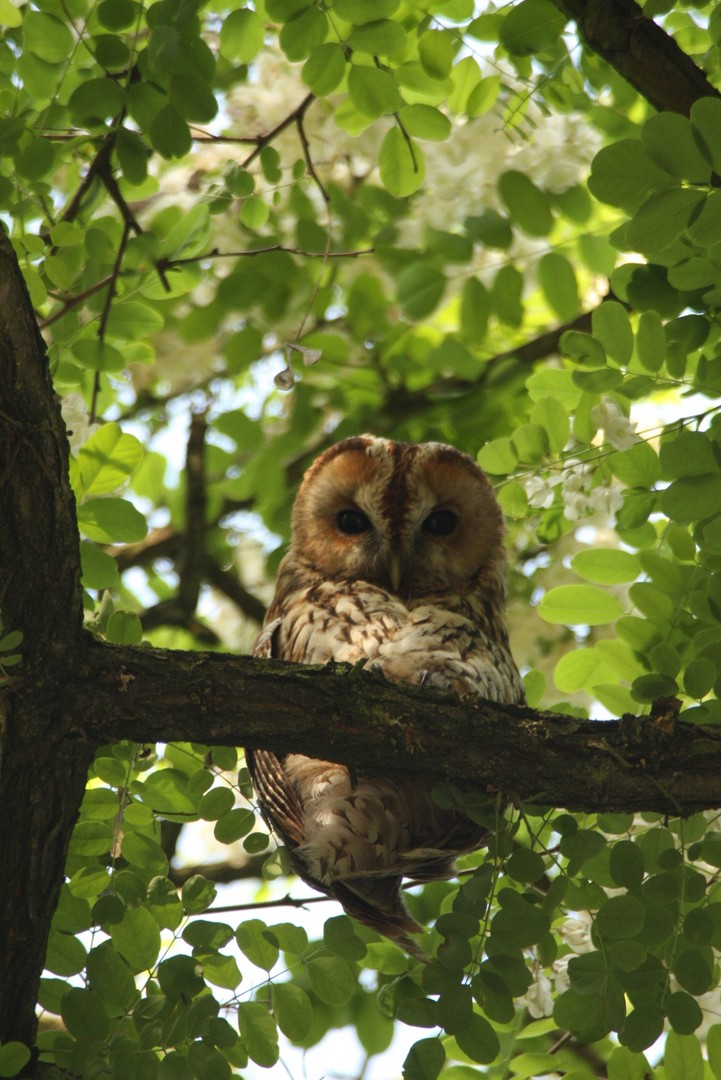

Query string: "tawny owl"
[247, 436, 524, 956]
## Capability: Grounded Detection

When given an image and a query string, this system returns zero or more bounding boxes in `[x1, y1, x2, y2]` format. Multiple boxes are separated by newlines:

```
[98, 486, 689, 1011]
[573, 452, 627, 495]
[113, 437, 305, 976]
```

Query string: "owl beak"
[387, 553, 405, 593]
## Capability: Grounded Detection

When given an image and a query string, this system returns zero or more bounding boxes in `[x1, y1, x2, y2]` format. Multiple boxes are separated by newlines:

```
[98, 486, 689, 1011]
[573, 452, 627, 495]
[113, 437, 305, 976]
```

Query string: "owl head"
[288, 436, 507, 600]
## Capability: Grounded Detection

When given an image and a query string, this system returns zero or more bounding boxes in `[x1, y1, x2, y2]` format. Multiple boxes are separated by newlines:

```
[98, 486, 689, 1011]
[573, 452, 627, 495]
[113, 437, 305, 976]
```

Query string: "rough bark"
[550, 0, 721, 115]
[69, 640, 719, 816]
[0, 231, 93, 1049]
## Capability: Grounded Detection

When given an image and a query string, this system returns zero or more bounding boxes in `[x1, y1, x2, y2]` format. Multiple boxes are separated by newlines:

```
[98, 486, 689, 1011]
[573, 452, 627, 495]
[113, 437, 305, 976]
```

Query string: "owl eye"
[336, 508, 372, 535]
[423, 509, 457, 536]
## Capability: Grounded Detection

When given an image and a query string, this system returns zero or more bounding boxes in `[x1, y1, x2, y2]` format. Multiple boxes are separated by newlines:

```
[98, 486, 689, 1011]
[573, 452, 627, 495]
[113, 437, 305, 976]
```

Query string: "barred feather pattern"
[247, 436, 525, 957]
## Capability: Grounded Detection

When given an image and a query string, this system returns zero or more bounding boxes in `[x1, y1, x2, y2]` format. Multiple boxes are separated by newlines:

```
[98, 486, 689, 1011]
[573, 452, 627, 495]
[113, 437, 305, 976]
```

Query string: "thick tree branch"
[551, 0, 720, 115]
[66, 638, 720, 816]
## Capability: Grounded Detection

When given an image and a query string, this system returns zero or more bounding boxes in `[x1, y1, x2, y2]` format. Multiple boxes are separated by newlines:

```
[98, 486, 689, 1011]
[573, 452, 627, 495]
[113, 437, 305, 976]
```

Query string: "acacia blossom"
[591, 399, 639, 451]
[60, 394, 100, 455]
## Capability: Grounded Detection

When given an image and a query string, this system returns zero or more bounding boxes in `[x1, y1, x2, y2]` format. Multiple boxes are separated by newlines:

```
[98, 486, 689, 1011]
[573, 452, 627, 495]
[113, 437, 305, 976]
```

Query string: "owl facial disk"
[290, 436, 505, 597]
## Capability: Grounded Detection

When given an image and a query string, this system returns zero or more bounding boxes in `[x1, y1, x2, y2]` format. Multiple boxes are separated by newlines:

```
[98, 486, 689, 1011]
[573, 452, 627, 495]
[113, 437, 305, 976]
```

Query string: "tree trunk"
[0, 232, 89, 1050]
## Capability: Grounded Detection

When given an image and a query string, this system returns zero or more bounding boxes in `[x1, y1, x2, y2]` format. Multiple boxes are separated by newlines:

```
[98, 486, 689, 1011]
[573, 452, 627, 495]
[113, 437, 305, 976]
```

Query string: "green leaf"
[690, 97, 721, 172]
[592, 301, 634, 366]
[505, 848, 545, 884]
[379, 127, 426, 197]
[687, 189, 721, 249]
[306, 955, 356, 1005]
[121, 833, 168, 874]
[279, 6, 328, 61]
[661, 475, 721, 523]
[530, 397, 570, 454]
[491, 265, 524, 326]
[403, 1038, 445, 1080]
[105, 301, 164, 341]
[348, 65, 401, 118]
[348, 18, 406, 56]
[76, 423, 143, 498]
[0, 0, 22, 27]
[589, 139, 672, 212]
[539, 252, 579, 320]
[641, 112, 711, 183]
[302, 42, 346, 95]
[610, 441, 661, 486]
[150, 105, 192, 159]
[499, 0, 566, 54]
[538, 585, 623, 626]
[595, 895, 645, 940]
[477, 438, 517, 475]
[673, 948, 714, 995]
[79, 543, 119, 590]
[335, 0, 399, 18]
[72, 339, 127, 372]
[109, 907, 161, 973]
[0, 1044, 31, 1079]
[609, 840, 645, 889]
[607, 1046, 652, 1080]
[554, 648, 610, 694]
[454, 1013, 499, 1064]
[660, 430, 719, 479]
[170, 73, 218, 123]
[418, 31, 455, 79]
[511, 423, 548, 463]
[684, 658, 716, 699]
[237, 1002, 279, 1067]
[198, 787, 235, 821]
[23, 11, 74, 62]
[181, 875, 217, 915]
[708, 1024, 721, 1080]
[77, 498, 147, 544]
[236, 919, 280, 971]
[635, 310, 666, 372]
[619, 1004, 664, 1052]
[86, 941, 138, 1009]
[664, 1031, 704, 1080]
[399, 104, 452, 141]
[115, 128, 148, 185]
[626, 187, 705, 256]
[490, 892, 549, 949]
[220, 8, 265, 62]
[466, 74, 501, 116]
[554, 988, 614, 1043]
[571, 549, 640, 585]
[667, 991, 703, 1036]
[324, 914, 367, 960]
[69, 78, 124, 126]
[397, 265, 445, 319]
[498, 170, 553, 236]
[61, 987, 110, 1042]
[560, 330, 606, 368]
[271, 983, 313, 1042]
[460, 276, 490, 342]
[240, 195, 269, 229]
[214, 807, 255, 844]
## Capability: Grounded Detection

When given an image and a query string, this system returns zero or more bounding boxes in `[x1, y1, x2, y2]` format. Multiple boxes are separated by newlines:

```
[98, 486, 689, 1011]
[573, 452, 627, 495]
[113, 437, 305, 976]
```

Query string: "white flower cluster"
[512, 112, 603, 194]
[591, 399, 639, 451]
[524, 462, 623, 523]
[60, 394, 100, 455]
[519, 911, 594, 1017]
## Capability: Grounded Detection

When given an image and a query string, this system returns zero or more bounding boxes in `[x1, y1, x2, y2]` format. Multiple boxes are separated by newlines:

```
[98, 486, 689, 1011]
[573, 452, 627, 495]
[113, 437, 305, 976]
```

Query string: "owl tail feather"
[330, 878, 428, 962]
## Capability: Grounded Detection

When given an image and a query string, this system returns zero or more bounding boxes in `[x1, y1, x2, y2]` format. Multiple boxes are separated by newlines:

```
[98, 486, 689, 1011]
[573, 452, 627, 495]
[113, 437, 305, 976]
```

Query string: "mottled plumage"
[247, 436, 524, 955]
